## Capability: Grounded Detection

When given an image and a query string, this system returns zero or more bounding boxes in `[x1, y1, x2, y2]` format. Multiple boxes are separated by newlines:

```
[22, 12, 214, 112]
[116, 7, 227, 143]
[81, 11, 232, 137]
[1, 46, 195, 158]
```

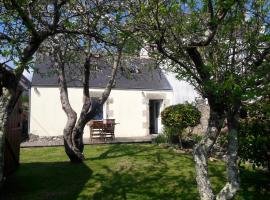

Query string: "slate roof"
[32, 56, 172, 91]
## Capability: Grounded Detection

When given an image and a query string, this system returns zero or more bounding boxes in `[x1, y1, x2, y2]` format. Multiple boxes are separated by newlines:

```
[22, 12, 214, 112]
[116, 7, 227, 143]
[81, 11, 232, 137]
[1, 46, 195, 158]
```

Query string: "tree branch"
[101, 48, 122, 105]
[14, 36, 43, 79]
[75, 53, 92, 128]
[186, 47, 210, 82]
[190, 1, 236, 47]
[50, 0, 68, 31]
[208, 0, 214, 19]
[155, 34, 202, 85]
[10, 0, 38, 37]
[0, 32, 14, 43]
[85, 47, 123, 121]
[253, 46, 270, 67]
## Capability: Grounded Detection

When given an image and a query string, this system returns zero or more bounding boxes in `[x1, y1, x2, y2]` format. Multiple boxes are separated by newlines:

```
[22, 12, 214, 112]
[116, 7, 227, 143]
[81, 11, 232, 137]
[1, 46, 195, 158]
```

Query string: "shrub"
[152, 133, 169, 144]
[239, 98, 270, 172]
[239, 119, 270, 171]
[161, 103, 201, 148]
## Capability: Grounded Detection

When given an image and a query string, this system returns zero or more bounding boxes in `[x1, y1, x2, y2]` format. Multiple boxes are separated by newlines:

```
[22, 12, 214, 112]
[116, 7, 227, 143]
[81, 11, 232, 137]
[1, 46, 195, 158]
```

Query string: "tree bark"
[71, 50, 122, 154]
[70, 56, 92, 156]
[57, 61, 84, 162]
[178, 133, 183, 149]
[193, 108, 225, 200]
[56, 46, 122, 162]
[0, 89, 13, 185]
[216, 112, 240, 200]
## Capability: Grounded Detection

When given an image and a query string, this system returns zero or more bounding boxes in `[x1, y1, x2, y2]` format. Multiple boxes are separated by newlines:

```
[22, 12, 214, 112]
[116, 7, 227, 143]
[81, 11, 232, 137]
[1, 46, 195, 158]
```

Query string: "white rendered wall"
[30, 87, 173, 138]
[164, 72, 200, 104]
[139, 51, 200, 104]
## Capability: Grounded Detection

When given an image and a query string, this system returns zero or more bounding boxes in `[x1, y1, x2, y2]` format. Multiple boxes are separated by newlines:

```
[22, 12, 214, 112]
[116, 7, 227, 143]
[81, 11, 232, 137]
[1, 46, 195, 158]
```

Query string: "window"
[91, 97, 103, 120]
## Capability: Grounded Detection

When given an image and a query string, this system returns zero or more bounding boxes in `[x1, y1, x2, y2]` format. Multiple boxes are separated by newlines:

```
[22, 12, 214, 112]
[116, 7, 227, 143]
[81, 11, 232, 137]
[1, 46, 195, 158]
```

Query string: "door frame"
[149, 99, 163, 134]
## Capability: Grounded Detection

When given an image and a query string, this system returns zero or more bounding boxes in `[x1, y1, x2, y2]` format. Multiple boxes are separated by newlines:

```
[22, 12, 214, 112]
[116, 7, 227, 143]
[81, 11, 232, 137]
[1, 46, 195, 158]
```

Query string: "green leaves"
[161, 103, 201, 130]
[239, 98, 270, 171]
[0, 49, 12, 57]
[239, 119, 270, 170]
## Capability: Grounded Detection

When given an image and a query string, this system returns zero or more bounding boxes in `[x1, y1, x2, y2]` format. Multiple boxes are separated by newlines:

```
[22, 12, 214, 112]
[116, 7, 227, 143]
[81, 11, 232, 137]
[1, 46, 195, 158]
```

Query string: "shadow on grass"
[1, 161, 92, 200]
[2, 144, 269, 200]
[88, 145, 270, 200]
[87, 164, 199, 200]
[237, 169, 270, 200]
[83, 144, 199, 199]
[88, 144, 156, 161]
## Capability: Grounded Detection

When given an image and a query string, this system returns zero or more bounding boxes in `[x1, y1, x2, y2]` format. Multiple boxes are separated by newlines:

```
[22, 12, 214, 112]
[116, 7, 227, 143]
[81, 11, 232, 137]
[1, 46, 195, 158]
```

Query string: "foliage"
[162, 126, 180, 144]
[152, 133, 169, 144]
[239, 98, 270, 172]
[129, 0, 270, 112]
[191, 134, 204, 144]
[130, 1, 270, 197]
[122, 37, 143, 56]
[21, 94, 29, 104]
[239, 119, 270, 170]
[161, 103, 201, 131]
[161, 103, 201, 146]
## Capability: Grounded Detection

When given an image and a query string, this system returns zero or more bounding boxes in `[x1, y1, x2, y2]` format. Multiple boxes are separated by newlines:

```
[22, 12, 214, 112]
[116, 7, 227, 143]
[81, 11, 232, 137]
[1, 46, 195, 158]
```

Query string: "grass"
[1, 144, 270, 200]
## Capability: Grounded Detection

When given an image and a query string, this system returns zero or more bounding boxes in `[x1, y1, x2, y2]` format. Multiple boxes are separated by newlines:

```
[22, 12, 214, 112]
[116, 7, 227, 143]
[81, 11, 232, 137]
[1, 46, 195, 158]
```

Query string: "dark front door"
[149, 100, 162, 134]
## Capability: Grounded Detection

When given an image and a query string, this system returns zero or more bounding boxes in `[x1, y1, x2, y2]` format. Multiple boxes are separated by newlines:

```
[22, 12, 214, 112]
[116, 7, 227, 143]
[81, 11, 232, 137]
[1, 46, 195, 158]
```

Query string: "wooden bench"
[102, 119, 115, 141]
[88, 119, 116, 142]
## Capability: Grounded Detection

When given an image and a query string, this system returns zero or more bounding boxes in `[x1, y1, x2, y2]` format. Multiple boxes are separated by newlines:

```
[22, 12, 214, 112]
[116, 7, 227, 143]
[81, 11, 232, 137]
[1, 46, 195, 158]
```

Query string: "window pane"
[91, 98, 103, 120]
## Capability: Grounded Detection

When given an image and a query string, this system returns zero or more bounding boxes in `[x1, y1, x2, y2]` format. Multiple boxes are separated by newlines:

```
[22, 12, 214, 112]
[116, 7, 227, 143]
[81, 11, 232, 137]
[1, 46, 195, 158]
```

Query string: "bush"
[239, 119, 270, 171]
[152, 133, 169, 144]
[161, 103, 201, 148]
[239, 98, 270, 172]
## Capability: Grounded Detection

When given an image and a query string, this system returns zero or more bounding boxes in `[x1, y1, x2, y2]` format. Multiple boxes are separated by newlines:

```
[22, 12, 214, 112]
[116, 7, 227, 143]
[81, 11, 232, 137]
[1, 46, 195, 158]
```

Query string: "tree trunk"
[0, 89, 13, 185]
[53, 39, 122, 162]
[63, 111, 84, 163]
[70, 56, 92, 154]
[193, 108, 225, 200]
[178, 133, 183, 149]
[216, 113, 240, 200]
[56, 58, 85, 162]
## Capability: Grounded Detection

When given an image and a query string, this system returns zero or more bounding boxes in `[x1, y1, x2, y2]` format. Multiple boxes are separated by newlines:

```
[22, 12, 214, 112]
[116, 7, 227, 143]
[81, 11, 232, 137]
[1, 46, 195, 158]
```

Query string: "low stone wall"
[21, 134, 64, 147]
[21, 134, 152, 147]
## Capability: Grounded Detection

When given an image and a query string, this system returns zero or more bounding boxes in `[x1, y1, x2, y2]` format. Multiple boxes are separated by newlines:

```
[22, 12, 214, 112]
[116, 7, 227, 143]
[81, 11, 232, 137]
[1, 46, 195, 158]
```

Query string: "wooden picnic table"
[88, 119, 117, 142]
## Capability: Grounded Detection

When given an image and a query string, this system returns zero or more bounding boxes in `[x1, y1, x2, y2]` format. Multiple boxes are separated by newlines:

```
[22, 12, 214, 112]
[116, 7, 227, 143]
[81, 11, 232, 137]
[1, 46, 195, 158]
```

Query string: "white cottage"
[29, 56, 174, 139]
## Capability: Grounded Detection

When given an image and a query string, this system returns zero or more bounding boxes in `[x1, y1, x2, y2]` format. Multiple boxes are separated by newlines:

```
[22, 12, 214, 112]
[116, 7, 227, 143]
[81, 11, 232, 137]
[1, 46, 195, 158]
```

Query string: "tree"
[238, 59, 270, 172]
[0, 0, 73, 185]
[39, 1, 132, 162]
[0, 0, 130, 183]
[42, 36, 124, 162]
[130, 0, 270, 199]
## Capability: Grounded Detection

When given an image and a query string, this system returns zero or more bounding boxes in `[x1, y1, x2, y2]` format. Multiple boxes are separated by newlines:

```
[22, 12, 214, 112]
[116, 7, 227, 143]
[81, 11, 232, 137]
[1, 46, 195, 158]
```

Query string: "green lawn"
[1, 144, 269, 200]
